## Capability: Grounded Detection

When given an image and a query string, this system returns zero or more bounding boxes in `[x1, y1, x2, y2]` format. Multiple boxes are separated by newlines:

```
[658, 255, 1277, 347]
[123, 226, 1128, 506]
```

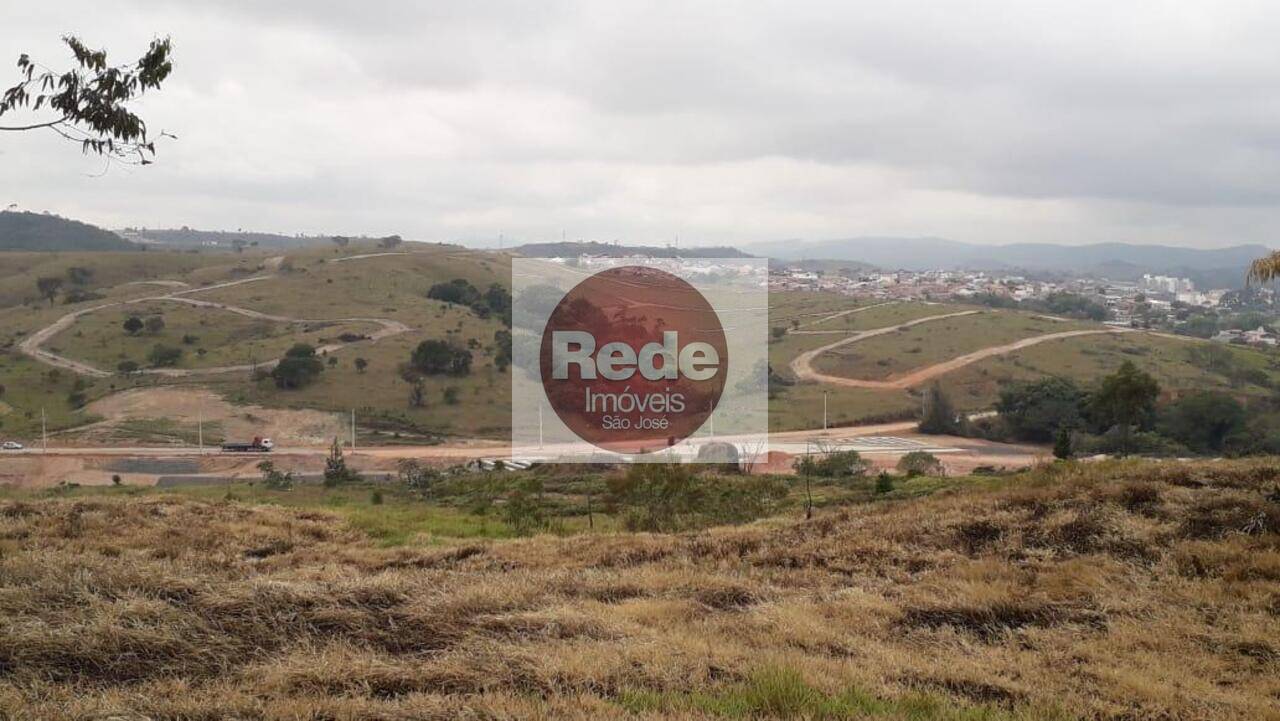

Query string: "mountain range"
[750, 236, 1272, 289]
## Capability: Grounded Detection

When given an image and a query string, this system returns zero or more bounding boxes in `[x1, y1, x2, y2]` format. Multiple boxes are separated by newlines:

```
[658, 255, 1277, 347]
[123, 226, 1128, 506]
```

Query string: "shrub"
[794, 449, 869, 478]
[147, 344, 183, 367]
[896, 451, 943, 477]
[874, 472, 894, 495]
[257, 460, 294, 490]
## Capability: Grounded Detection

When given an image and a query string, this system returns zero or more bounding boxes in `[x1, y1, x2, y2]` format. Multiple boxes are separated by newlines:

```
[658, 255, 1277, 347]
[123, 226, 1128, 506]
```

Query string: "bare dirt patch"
[82, 387, 345, 446]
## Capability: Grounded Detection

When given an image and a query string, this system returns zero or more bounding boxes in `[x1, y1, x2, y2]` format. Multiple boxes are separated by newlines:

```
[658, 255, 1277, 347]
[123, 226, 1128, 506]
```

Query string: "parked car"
[1, 441, 23, 450]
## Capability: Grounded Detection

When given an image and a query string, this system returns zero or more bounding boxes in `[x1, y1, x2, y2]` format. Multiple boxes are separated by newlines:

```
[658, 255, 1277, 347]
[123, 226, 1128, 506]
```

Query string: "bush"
[147, 344, 183, 367]
[874, 472, 894, 495]
[605, 463, 786, 532]
[427, 278, 482, 306]
[257, 460, 295, 490]
[502, 478, 547, 535]
[896, 451, 943, 477]
[794, 449, 869, 478]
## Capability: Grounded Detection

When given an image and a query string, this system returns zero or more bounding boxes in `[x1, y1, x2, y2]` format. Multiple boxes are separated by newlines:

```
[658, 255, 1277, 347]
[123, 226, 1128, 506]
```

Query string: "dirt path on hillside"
[789, 310, 982, 383]
[19, 257, 412, 378]
[796, 324, 1132, 389]
[794, 301, 897, 329]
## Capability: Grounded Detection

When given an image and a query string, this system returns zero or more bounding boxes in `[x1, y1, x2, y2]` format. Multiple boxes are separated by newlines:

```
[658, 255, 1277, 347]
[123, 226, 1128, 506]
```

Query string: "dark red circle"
[539, 266, 728, 454]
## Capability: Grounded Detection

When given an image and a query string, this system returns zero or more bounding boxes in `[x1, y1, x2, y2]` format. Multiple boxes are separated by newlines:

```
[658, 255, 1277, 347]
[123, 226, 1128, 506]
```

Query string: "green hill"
[0, 211, 137, 252]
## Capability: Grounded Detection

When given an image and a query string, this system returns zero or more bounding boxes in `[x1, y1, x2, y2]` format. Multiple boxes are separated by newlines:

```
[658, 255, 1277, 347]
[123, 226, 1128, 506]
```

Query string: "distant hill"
[749, 236, 1271, 289]
[514, 241, 752, 259]
[0, 211, 137, 251]
[773, 258, 878, 275]
[120, 227, 326, 250]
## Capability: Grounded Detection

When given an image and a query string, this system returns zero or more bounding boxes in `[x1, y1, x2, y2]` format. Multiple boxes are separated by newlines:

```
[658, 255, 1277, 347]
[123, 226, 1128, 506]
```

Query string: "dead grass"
[1, 458, 1279, 719]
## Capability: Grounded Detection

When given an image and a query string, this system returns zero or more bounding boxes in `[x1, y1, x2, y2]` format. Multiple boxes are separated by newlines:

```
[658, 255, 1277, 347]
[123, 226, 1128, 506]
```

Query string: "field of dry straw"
[1, 459, 1279, 720]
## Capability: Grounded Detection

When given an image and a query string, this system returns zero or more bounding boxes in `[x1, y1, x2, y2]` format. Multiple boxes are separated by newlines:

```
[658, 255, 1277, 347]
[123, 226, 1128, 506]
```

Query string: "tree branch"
[0, 118, 66, 131]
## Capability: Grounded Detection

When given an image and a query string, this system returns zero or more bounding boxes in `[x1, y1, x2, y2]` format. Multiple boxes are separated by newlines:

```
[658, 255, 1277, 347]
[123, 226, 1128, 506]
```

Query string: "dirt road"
[19, 259, 412, 378]
[789, 310, 981, 382]
[794, 323, 1129, 389]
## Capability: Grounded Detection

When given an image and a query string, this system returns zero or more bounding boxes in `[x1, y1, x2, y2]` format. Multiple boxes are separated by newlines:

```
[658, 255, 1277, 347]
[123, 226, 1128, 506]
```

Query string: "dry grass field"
[2, 458, 1278, 719]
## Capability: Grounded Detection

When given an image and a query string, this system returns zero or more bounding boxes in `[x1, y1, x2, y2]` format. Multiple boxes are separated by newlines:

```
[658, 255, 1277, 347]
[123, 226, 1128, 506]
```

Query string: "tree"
[36, 276, 63, 305]
[1, 36, 173, 163]
[144, 315, 165, 334]
[1247, 250, 1280, 285]
[1053, 427, 1073, 460]
[378, 234, 403, 249]
[354, 357, 368, 374]
[427, 278, 482, 306]
[408, 379, 426, 408]
[411, 339, 472, 376]
[996, 377, 1085, 442]
[147, 344, 182, 367]
[331, 235, 350, 249]
[1159, 391, 1245, 454]
[897, 451, 944, 477]
[271, 343, 324, 389]
[322, 437, 360, 487]
[492, 330, 512, 372]
[918, 383, 959, 435]
[116, 359, 138, 374]
[122, 315, 144, 335]
[1088, 361, 1160, 455]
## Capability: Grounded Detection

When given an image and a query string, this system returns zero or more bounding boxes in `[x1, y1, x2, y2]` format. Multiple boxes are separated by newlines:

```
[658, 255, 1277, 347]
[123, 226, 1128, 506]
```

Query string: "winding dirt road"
[792, 315, 1131, 389]
[19, 258, 413, 378]
[789, 310, 981, 384]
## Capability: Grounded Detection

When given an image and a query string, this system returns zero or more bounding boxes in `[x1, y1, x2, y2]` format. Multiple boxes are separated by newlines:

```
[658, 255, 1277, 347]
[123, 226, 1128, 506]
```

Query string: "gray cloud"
[2, 0, 1278, 247]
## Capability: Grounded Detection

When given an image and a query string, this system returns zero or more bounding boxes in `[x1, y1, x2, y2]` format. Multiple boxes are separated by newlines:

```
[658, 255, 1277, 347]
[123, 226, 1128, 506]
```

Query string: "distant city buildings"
[768, 264, 1277, 346]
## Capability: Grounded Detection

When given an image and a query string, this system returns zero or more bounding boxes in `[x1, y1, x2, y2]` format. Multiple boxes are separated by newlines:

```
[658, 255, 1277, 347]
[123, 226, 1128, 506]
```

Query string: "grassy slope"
[945, 332, 1280, 409]
[47, 300, 381, 371]
[1, 458, 1277, 719]
[3, 249, 1278, 439]
[812, 312, 1097, 381]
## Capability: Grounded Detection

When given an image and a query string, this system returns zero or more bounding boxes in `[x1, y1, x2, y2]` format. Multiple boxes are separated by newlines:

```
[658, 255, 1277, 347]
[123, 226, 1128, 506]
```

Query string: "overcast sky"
[2, 1, 1278, 248]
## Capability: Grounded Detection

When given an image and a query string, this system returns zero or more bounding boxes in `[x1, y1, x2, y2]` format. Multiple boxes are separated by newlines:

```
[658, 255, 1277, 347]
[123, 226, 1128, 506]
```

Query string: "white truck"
[220, 436, 274, 453]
